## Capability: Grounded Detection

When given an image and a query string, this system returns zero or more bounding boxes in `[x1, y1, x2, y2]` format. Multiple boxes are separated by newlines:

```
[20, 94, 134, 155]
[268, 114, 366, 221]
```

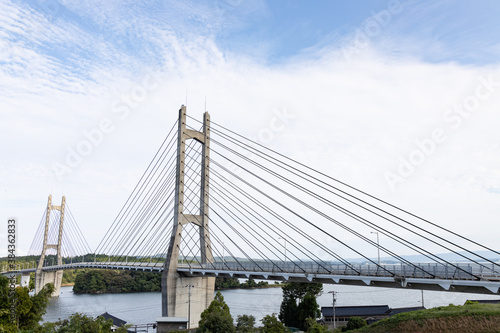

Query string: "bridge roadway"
[4, 261, 500, 295]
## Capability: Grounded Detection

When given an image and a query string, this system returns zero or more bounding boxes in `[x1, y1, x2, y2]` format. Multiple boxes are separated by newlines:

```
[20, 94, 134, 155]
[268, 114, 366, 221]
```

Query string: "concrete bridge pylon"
[161, 106, 215, 329]
[35, 194, 66, 297]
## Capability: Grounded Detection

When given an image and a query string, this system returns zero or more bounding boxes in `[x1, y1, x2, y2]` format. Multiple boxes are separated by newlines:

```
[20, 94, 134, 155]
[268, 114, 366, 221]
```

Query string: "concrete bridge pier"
[167, 275, 215, 329]
[20, 273, 30, 289]
[35, 270, 62, 296]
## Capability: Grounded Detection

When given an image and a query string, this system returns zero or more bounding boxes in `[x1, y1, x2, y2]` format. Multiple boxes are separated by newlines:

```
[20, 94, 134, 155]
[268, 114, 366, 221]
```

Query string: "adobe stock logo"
[384, 74, 499, 191]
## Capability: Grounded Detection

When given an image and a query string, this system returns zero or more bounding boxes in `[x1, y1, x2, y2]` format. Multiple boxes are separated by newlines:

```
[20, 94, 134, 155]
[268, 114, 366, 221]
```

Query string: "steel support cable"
[179, 226, 199, 267]
[210, 158, 411, 278]
[138, 145, 207, 266]
[96, 120, 178, 254]
[212, 138, 498, 274]
[159, 167, 204, 268]
[129, 122, 203, 264]
[120, 187, 175, 263]
[28, 209, 47, 255]
[209, 178, 309, 273]
[210, 177, 332, 273]
[130, 213, 174, 267]
[102, 133, 179, 257]
[60, 223, 76, 258]
[206, 119, 500, 262]
[208, 210, 265, 272]
[209, 152, 355, 271]
[178, 217, 204, 269]
[99, 120, 178, 254]
[130, 153, 200, 262]
[48, 212, 60, 249]
[211, 139, 485, 277]
[176, 185, 232, 270]
[181, 167, 270, 272]
[207, 223, 245, 271]
[209, 181, 298, 267]
[212, 156, 446, 279]
[61, 213, 81, 257]
[106, 139, 178, 260]
[179, 181, 218, 270]
[137, 210, 175, 262]
[179, 173, 253, 271]
[153, 216, 175, 261]
[66, 205, 93, 253]
[63, 208, 83, 255]
[113, 134, 199, 258]
[210, 166, 356, 272]
[208, 214, 259, 272]
[115, 160, 177, 260]
[96, 127, 177, 258]
[113, 160, 178, 261]
[127, 192, 176, 262]
[211, 181, 337, 275]
[207, 195, 276, 268]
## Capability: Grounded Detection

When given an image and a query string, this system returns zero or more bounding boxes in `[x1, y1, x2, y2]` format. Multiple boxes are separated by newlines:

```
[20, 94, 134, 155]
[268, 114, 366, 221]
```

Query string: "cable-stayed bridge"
[4, 106, 500, 327]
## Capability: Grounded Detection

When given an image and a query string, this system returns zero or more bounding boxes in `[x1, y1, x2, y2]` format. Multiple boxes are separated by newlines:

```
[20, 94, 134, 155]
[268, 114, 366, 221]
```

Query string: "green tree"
[345, 317, 367, 330]
[260, 314, 289, 333]
[37, 312, 114, 332]
[298, 294, 321, 324]
[305, 317, 330, 333]
[0, 276, 54, 331]
[279, 296, 299, 328]
[279, 283, 323, 330]
[236, 314, 256, 332]
[197, 291, 235, 333]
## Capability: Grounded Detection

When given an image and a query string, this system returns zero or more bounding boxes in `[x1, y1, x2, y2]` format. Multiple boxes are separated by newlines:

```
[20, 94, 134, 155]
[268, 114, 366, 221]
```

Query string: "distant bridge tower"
[161, 106, 215, 328]
[35, 195, 66, 297]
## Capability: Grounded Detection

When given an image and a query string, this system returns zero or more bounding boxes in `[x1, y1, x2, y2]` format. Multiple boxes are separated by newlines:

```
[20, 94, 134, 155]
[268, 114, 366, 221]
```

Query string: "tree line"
[72, 270, 274, 294]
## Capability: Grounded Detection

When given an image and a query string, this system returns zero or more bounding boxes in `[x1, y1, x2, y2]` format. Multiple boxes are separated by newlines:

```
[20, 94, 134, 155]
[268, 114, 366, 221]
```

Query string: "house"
[321, 305, 425, 327]
[466, 299, 500, 304]
[97, 312, 127, 332]
[155, 317, 188, 333]
[321, 305, 390, 327]
[388, 306, 425, 315]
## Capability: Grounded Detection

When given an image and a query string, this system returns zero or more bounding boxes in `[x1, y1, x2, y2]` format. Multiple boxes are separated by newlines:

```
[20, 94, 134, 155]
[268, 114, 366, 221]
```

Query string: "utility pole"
[421, 289, 424, 308]
[328, 290, 337, 329]
[279, 237, 287, 266]
[186, 284, 194, 330]
[371, 231, 380, 266]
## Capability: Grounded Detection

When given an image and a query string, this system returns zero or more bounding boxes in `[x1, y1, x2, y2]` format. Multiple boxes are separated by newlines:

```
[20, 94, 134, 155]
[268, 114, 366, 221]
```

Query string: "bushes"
[73, 270, 161, 294]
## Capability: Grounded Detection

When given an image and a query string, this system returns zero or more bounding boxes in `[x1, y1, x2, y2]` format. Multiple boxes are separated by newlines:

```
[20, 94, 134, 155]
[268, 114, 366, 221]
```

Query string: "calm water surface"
[44, 284, 500, 326]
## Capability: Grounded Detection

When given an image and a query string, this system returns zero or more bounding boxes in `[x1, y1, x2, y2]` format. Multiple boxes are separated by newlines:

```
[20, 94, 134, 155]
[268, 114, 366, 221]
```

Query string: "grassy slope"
[352, 303, 500, 333]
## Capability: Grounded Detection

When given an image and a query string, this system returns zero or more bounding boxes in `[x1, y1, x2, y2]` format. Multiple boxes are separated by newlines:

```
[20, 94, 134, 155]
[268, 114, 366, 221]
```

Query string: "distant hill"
[340, 250, 500, 265]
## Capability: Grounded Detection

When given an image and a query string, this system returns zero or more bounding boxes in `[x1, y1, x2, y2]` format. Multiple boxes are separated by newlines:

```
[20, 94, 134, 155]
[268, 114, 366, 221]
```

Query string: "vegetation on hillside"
[73, 270, 275, 294]
[216, 277, 275, 290]
[73, 270, 162, 293]
[350, 302, 500, 333]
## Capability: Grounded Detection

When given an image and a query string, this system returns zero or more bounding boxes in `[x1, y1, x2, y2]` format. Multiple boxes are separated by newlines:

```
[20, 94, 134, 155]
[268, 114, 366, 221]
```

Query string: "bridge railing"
[192, 261, 481, 280]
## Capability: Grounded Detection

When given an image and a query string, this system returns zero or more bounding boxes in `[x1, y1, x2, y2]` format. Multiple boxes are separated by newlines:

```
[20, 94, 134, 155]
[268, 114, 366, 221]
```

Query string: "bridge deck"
[3, 261, 500, 295]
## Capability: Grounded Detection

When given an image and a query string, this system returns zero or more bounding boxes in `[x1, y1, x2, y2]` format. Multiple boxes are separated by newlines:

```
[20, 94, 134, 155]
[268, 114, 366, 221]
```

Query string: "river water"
[43, 284, 500, 327]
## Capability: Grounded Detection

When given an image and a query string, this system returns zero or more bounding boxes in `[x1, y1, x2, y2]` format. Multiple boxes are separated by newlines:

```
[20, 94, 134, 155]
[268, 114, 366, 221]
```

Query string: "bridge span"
[5, 260, 500, 295]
